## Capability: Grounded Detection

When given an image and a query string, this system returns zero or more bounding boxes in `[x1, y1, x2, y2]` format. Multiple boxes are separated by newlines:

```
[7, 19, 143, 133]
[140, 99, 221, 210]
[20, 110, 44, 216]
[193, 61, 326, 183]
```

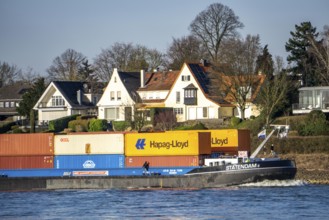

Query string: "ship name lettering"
[226, 163, 259, 170]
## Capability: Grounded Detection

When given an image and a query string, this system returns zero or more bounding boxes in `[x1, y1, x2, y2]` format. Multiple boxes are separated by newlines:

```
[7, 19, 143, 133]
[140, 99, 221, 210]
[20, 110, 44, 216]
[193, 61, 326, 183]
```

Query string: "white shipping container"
[54, 133, 124, 155]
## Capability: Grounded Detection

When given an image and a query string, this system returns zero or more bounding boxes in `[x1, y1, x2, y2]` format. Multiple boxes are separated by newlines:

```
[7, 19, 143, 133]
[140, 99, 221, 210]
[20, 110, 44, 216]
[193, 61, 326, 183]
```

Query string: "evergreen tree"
[255, 45, 274, 77]
[17, 78, 46, 132]
[285, 22, 321, 86]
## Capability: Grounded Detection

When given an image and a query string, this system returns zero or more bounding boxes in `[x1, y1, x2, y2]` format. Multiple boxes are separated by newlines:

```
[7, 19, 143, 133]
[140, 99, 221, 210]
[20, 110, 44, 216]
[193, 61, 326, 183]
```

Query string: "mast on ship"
[250, 124, 290, 158]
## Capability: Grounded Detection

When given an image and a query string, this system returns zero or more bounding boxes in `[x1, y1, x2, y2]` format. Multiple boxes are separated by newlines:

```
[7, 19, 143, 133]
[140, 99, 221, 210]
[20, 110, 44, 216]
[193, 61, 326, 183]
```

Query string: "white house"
[34, 81, 101, 125]
[164, 63, 234, 122]
[97, 68, 141, 121]
[137, 69, 180, 108]
[292, 86, 329, 114]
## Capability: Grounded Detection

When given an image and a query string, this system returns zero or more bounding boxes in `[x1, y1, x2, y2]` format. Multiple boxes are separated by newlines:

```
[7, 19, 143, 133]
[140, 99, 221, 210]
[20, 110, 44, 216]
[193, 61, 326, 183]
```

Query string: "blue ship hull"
[0, 160, 297, 191]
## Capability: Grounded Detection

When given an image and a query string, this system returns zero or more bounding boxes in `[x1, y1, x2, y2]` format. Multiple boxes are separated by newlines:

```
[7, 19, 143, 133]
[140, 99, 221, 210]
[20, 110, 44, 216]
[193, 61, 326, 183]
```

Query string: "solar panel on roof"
[189, 64, 209, 94]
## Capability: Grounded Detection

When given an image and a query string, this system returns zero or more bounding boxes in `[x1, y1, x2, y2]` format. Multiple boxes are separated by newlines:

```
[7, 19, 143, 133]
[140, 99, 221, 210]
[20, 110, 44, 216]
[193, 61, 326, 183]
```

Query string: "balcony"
[292, 103, 329, 114]
[184, 97, 197, 105]
[37, 102, 66, 109]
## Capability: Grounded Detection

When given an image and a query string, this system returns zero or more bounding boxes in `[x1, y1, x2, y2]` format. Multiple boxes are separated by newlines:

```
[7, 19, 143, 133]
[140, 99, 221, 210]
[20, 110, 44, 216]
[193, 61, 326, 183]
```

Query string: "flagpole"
[250, 129, 276, 158]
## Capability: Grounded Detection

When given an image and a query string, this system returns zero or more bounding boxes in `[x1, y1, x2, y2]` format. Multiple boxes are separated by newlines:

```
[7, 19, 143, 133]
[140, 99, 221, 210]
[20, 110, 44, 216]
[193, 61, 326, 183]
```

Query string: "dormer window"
[51, 96, 65, 106]
[183, 84, 198, 105]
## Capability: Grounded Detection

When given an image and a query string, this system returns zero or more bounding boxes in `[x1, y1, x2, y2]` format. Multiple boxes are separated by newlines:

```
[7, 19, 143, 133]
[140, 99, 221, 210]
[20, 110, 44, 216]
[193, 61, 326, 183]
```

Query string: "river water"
[0, 180, 328, 219]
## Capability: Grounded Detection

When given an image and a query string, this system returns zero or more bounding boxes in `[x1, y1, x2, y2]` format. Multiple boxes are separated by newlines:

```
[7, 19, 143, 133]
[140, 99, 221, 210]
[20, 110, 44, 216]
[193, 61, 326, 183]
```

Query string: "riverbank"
[281, 153, 329, 184]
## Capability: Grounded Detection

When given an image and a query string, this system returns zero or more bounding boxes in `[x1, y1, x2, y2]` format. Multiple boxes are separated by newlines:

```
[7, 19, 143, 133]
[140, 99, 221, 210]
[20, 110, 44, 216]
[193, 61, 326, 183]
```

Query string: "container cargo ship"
[0, 128, 296, 191]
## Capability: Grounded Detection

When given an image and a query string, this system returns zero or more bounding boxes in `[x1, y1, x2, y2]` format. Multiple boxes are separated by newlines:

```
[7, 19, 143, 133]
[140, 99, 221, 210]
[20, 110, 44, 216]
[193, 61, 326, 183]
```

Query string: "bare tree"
[166, 35, 208, 70]
[219, 35, 261, 74]
[0, 61, 21, 87]
[209, 35, 263, 120]
[146, 48, 166, 71]
[256, 72, 289, 126]
[307, 25, 329, 85]
[47, 49, 87, 81]
[94, 42, 166, 81]
[189, 3, 244, 63]
[17, 67, 42, 84]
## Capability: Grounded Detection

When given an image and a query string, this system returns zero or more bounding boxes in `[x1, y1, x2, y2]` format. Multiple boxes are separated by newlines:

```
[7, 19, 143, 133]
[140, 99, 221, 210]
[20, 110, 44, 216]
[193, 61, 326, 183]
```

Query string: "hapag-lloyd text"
[150, 140, 188, 149]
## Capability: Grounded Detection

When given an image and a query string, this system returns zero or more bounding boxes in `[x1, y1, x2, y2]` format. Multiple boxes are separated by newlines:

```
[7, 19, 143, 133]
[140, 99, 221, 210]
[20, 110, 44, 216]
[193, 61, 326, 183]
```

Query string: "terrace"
[292, 86, 329, 114]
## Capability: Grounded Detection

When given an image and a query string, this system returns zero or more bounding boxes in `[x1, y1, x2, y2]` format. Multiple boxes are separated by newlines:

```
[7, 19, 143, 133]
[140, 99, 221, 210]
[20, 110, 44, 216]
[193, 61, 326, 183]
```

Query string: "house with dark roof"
[97, 62, 265, 123]
[0, 81, 32, 121]
[164, 63, 235, 122]
[33, 81, 102, 125]
[97, 68, 142, 121]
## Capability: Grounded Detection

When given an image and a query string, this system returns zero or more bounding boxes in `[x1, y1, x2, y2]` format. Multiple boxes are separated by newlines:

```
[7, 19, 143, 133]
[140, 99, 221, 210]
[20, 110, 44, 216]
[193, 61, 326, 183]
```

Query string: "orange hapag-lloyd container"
[0, 156, 54, 169]
[0, 133, 54, 156]
[125, 131, 211, 156]
[125, 155, 203, 167]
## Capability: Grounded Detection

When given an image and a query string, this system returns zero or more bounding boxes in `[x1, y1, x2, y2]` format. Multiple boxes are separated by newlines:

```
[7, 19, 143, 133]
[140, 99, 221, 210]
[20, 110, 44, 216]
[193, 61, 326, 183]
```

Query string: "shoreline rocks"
[296, 168, 329, 185]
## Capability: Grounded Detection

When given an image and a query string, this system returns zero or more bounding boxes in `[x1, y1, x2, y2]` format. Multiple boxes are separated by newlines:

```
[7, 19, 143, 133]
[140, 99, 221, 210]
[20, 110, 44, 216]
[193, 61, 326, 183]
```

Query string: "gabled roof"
[186, 63, 233, 106]
[52, 81, 96, 107]
[117, 71, 141, 102]
[187, 64, 210, 94]
[0, 81, 32, 100]
[138, 71, 180, 92]
[35, 81, 102, 109]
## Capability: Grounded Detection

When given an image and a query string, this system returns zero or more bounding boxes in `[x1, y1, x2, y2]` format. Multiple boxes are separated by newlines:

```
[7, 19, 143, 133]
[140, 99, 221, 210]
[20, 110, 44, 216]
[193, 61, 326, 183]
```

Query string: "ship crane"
[250, 124, 290, 158]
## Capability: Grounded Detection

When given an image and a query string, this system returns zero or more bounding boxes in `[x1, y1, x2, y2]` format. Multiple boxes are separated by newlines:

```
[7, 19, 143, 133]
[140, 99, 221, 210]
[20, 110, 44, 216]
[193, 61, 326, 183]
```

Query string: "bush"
[88, 119, 108, 131]
[297, 110, 329, 136]
[174, 122, 208, 130]
[68, 119, 89, 132]
[230, 117, 241, 127]
[251, 136, 329, 154]
[112, 121, 131, 131]
[48, 114, 79, 132]
[237, 116, 265, 136]
[0, 121, 16, 134]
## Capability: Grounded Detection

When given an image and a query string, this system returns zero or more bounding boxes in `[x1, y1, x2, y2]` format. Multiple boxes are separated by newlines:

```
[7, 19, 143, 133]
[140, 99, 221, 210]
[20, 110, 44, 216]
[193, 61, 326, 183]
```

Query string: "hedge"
[48, 114, 80, 132]
[88, 119, 108, 131]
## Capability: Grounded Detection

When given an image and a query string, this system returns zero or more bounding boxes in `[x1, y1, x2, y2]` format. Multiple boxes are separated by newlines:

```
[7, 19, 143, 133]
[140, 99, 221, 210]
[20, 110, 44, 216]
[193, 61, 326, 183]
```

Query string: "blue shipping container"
[55, 155, 125, 169]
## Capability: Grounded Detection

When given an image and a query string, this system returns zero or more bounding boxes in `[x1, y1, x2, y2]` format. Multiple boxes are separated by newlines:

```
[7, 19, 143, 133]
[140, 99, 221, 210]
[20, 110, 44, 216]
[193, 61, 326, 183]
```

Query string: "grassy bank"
[251, 136, 329, 184]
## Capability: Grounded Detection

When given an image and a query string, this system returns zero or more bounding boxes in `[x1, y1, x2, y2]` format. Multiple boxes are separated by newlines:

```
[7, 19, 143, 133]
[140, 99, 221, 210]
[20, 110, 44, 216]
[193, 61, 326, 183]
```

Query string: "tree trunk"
[30, 109, 35, 133]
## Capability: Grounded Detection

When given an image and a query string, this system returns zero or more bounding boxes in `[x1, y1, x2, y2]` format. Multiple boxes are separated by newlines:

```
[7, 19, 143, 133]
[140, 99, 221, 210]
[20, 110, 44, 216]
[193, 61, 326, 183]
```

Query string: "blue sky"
[0, 0, 328, 75]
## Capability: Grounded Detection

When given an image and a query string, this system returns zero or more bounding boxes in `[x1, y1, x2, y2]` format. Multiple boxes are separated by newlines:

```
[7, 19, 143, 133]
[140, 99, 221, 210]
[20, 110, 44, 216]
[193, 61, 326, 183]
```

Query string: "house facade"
[97, 62, 265, 124]
[137, 69, 180, 108]
[0, 81, 31, 121]
[292, 86, 329, 114]
[97, 68, 141, 121]
[165, 63, 234, 122]
[34, 81, 101, 125]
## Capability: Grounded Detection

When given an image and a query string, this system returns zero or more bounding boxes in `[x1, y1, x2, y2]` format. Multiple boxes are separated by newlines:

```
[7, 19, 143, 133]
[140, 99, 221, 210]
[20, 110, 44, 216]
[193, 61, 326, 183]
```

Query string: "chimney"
[140, 69, 145, 87]
[77, 90, 82, 105]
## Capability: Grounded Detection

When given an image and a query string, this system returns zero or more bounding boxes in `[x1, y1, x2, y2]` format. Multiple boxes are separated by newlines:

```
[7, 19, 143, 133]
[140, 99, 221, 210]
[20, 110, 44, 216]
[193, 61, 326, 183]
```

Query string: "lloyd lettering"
[212, 137, 228, 146]
[150, 140, 188, 149]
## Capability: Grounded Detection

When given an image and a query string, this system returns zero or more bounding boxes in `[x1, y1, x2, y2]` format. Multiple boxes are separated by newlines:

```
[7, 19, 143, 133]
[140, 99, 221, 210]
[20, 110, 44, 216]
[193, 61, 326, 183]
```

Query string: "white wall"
[97, 68, 136, 121]
[165, 63, 220, 122]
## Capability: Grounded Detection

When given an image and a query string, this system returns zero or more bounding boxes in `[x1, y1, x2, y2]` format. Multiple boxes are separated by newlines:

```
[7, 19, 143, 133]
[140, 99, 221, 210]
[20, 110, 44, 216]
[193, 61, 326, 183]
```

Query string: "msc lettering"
[150, 140, 189, 149]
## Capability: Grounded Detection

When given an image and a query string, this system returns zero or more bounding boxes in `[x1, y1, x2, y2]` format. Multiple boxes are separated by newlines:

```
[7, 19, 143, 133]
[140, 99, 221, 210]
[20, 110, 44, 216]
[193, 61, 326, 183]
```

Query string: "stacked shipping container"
[54, 133, 125, 169]
[0, 133, 54, 169]
[208, 129, 251, 155]
[124, 131, 211, 167]
[0, 129, 250, 170]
